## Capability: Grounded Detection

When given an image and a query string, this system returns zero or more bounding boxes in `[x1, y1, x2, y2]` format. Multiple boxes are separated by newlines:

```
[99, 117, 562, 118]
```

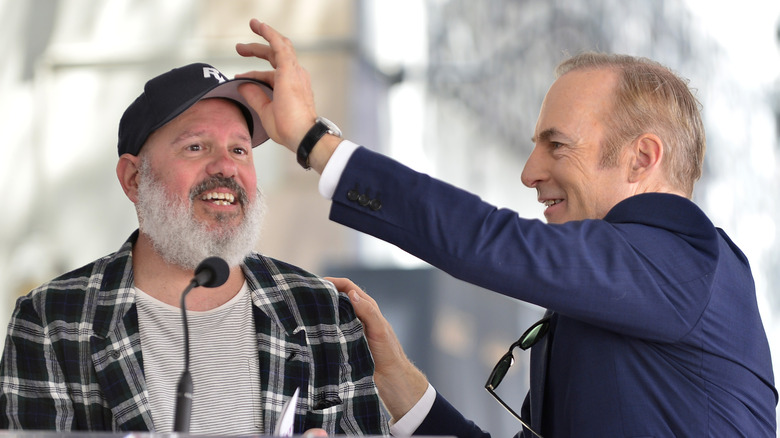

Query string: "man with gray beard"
[0, 63, 388, 436]
[135, 159, 266, 270]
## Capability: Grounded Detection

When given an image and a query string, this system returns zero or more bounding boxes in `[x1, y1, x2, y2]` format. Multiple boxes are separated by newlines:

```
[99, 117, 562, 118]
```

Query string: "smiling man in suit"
[235, 19, 777, 437]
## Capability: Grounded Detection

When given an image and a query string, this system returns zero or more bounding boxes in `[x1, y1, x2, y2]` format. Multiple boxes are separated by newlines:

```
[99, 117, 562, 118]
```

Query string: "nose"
[205, 147, 238, 179]
[520, 145, 546, 188]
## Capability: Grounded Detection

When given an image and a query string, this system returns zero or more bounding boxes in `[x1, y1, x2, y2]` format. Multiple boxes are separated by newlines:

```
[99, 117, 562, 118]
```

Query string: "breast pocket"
[303, 396, 343, 433]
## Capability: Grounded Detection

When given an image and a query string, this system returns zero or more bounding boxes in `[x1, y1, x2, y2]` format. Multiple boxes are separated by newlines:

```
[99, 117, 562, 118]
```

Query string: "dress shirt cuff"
[389, 383, 437, 436]
[318, 139, 360, 200]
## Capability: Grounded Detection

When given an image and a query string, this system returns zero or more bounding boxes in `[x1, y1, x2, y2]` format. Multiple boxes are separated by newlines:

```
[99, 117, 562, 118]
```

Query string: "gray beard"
[135, 159, 265, 271]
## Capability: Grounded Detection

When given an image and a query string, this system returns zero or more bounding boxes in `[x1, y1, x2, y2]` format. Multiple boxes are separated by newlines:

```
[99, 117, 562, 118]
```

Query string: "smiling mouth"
[543, 199, 563, 207]
[191, 176, 248, 207]
[201, 191, 236, 206]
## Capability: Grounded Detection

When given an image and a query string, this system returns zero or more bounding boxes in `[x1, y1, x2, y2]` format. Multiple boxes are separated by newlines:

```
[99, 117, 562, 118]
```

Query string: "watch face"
[317, 117, 342, 138]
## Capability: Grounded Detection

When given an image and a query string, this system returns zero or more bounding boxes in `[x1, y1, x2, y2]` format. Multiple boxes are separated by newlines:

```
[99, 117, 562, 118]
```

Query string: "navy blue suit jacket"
[329, 147, 777, 437]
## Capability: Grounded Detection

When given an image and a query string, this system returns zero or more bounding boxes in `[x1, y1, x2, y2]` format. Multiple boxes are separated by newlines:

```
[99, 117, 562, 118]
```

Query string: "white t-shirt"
[135, 282, 263, 434]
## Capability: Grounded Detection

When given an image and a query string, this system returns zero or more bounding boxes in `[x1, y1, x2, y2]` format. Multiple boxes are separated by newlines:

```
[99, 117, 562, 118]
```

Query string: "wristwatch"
[296, 116, 342, 169]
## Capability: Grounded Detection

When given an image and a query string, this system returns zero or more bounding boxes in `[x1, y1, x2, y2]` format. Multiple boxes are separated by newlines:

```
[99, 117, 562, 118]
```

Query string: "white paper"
[274, 387, 300, 437]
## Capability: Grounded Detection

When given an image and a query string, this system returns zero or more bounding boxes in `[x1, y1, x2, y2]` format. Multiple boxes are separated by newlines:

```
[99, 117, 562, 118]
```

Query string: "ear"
[116, 153, 142, 204]
[628, 133, 663, 183]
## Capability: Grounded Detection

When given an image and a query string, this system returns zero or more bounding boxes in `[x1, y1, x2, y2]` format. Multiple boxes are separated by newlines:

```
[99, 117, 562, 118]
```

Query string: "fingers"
[235, 70, 275, 87]
[327, 277, 379, 313]
[326, 277, 389, 336]
[234, 19, 320, 155]
[302, 428, 328, 438]
[237, 81, 271, 104]
[249, 20, 293, 55]
[236, 82, 274, 138]
[327, 277, 366, 298]
[235, 20, 295, 69]
[248, 17, 264, 36]
[235, 43, 274, 66]
[325, 276, 356, 293]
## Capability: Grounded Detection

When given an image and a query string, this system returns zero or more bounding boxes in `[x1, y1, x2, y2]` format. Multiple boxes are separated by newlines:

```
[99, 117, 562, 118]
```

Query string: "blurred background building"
[1, 0, 778, 436]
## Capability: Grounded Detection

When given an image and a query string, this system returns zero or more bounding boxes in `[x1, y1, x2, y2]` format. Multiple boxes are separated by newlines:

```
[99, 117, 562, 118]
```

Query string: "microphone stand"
[173, 279, 197, 432]
[172, 256, 230, 432]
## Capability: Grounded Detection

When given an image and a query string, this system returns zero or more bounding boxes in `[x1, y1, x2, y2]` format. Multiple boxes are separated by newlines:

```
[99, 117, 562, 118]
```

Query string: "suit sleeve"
[328, 147, 719, 342]
[413, 391, 492, 438]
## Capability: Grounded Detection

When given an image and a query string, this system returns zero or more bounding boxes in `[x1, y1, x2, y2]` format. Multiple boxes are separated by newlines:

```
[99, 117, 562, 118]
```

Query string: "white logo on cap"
[203, 67, 227, 83]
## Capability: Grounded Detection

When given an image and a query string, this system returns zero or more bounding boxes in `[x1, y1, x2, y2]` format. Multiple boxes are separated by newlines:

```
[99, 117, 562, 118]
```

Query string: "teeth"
[543, 199, 562, 207]
[201, 192, 235, 205]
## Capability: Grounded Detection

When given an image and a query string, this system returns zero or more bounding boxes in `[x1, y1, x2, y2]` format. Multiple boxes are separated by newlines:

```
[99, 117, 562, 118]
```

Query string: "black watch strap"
[297, 121, 331, 169]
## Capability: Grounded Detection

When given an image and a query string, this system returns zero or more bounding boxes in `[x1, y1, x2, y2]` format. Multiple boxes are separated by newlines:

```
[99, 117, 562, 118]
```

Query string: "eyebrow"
[531, 127, 570, 144]
[173, 130, 206, 143]
[173, 129, 252, 144]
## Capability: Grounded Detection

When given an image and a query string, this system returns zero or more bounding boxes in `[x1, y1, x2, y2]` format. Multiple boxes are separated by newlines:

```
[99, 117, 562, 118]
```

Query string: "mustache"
[189, 176, 249, 206]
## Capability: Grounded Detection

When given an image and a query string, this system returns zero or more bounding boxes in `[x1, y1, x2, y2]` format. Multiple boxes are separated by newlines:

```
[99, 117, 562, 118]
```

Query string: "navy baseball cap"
[117, 63, 273, 156]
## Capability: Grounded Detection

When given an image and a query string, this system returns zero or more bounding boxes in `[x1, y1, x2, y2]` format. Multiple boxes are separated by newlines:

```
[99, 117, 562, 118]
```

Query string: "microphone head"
[193, 257, 230, 288]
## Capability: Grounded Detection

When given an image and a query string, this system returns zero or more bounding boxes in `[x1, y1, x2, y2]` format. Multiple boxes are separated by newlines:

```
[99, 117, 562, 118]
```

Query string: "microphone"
[173, 256, 230, 432]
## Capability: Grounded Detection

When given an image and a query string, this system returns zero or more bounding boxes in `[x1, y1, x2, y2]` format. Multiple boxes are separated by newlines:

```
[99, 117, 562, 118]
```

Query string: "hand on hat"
[235, 19, 318, 155]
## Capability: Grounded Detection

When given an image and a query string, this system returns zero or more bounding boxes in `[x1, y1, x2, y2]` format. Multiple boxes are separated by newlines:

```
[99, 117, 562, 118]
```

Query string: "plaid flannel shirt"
[0, 231, 388, 434]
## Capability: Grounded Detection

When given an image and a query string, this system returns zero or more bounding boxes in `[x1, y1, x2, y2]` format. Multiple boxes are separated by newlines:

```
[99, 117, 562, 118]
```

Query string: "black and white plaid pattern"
[0, 231, 388, 434]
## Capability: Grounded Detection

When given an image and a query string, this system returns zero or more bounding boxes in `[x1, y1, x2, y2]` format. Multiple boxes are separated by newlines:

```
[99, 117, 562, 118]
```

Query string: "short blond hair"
[556, 53, 706, 197]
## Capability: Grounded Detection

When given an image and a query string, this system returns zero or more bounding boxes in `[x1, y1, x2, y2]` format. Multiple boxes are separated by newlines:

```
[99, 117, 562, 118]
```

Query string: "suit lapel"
[89, 247, 154, 431]
[245, 257, 312, 436]
[252, 304, 309, 434]
[91, 302, 154, 430]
